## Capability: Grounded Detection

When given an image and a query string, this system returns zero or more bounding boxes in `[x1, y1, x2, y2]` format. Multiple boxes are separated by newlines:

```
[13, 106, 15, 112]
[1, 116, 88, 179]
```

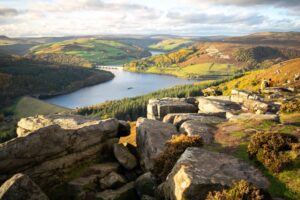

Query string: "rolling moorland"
[27, 38, 151, 67]
[148, 38, 194, 51]
[124, 36, 300, 79]
[0, 32, 300, 200]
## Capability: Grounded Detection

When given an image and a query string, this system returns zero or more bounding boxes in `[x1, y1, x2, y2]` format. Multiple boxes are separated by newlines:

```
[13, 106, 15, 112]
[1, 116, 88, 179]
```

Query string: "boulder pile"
[0, 89, 283, 200]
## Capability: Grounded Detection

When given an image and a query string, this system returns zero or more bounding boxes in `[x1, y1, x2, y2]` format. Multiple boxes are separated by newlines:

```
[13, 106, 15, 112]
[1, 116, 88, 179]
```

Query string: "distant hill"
[224, 32, 300, 47]
[149, 38, 194, 51]
[27, 38, 151, 67]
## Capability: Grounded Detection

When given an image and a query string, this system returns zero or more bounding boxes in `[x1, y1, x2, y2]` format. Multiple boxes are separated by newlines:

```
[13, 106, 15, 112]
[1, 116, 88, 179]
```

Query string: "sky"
[0, 0, 300, 37]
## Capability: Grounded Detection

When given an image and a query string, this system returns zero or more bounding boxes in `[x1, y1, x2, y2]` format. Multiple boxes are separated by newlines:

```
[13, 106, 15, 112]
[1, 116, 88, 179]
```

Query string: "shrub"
[206, 180, 272, 200]
[281, 98, 300, 113]
[248, 132, 298, 173]
[152, 134, 203, 182]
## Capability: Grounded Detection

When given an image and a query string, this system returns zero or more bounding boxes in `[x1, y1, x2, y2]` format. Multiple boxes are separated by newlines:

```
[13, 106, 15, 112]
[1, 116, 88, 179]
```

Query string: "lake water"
[45, 50, 195, 108]
[45, 68, 195, 108]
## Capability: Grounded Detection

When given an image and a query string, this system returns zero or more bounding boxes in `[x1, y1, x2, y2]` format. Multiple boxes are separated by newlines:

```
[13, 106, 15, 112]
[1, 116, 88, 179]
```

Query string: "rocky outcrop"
[147, 98, 198, 120]
[136, 118, 178, 171]
[231, 89, 263, 103]
[197, 97, 241, 114]
[0, 114, 129, 189]
[0, 173, 49, 200]
[163, 112, 226, 126]
[113, 143, 137, 170]
[163, 147, 270, 200]
[135, 172, 157, 198]
[179, 120, 215, 144]
[95, 182, 137, 200]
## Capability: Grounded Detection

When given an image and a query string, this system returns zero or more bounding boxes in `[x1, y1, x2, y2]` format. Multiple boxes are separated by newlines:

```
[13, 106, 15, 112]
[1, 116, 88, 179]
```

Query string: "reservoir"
[45, 68, 196, 108]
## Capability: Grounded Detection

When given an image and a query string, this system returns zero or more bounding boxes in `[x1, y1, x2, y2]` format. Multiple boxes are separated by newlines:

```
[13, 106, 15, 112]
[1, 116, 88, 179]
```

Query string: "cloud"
[166, 11, 265, 25]
[0, 8, 18, 17]
[187, 0, 300, 15]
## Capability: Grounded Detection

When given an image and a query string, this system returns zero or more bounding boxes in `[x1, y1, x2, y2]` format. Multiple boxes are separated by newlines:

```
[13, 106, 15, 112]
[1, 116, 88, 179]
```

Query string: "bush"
[248, 132, 298, 173]
[206, 180, 272, 200]
[281, 98, 300, 113]
[152, 134, 203, 182]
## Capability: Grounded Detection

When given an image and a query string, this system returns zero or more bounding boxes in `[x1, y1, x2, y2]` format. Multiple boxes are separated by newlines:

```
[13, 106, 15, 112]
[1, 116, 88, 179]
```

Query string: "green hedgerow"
[152, 134, 203, 182]
[206, 180, 272, 200]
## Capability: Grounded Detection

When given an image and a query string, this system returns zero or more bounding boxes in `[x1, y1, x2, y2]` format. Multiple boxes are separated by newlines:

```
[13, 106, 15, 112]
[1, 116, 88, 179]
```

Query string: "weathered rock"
[136, 118, 178, 171]
[0, 114, 121, 188]
[135, 172, 157, 198]
[242, 99, 269, 114]
[197, 97, 241, 114]
[179, 120, 215, 144]
[147, 98, 198, 120]
[163, 112, 226, 125]
[262, 87, 291, 94]
[95, 182, 137, 200]
[83, 162, 120, 178]
[68, 175, 99, 198]
[0, 173, 49, 200]
[113, 144, 137, 170]
[100, 171, 127, 190]
[172, 114, 226, 128]
[118, 120, 130, 137]
[163, 147, 270, 200]
[231, 89, 263, 103]
[229, 113, 279, 122]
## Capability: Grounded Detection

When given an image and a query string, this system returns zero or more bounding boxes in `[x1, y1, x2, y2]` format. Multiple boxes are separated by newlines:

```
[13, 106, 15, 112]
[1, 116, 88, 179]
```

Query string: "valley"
[0, 32, 300, 200]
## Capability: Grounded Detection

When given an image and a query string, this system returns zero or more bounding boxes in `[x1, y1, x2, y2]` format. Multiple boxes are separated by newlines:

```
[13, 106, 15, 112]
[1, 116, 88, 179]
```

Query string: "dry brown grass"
[119, 122, 137, 146]
[153, 134, 203, 182]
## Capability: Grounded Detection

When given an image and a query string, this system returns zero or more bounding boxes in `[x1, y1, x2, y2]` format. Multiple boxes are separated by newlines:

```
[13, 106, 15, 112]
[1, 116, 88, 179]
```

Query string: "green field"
[149, 38, 194, 51]
[29, 38, 151, 66]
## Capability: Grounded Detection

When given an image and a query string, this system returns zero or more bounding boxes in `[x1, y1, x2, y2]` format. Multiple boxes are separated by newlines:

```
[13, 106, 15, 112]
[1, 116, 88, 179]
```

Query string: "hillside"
[218, 58, 300, 94]
[27, 38, 151, 67]
[124, 41, 300, 79]
[225, 32, 300, 47]
[0, 53, 114, 107]
[148, 38, 194, 51]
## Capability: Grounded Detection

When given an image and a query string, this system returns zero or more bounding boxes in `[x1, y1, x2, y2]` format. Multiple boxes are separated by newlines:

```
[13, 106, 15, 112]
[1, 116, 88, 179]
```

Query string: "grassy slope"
[4, 96, 70, 118]
[29, 38, 150, 66]
[149, 38, 194, 51]
[218, 58, 300, 94]
[0, 96, 70, 142]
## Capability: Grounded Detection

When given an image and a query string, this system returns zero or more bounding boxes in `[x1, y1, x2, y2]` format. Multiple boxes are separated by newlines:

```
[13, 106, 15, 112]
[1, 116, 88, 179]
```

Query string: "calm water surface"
[45, 69, 195, 108]
[45, 50, 195, 108]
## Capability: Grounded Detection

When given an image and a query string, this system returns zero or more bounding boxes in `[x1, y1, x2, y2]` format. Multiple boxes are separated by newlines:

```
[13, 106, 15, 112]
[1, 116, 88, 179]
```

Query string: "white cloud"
[0, 0, 299, 37]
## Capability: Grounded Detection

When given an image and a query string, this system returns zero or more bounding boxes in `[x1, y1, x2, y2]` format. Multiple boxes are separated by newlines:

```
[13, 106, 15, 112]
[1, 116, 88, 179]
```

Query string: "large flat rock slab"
[136, 118, 178, 171]
[163, 147, 269, 200]
[197, 97, 241, 114]
[147, 98, 198, 120]
[0, 114, 122, 188]
[179, 120, 216, 144]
